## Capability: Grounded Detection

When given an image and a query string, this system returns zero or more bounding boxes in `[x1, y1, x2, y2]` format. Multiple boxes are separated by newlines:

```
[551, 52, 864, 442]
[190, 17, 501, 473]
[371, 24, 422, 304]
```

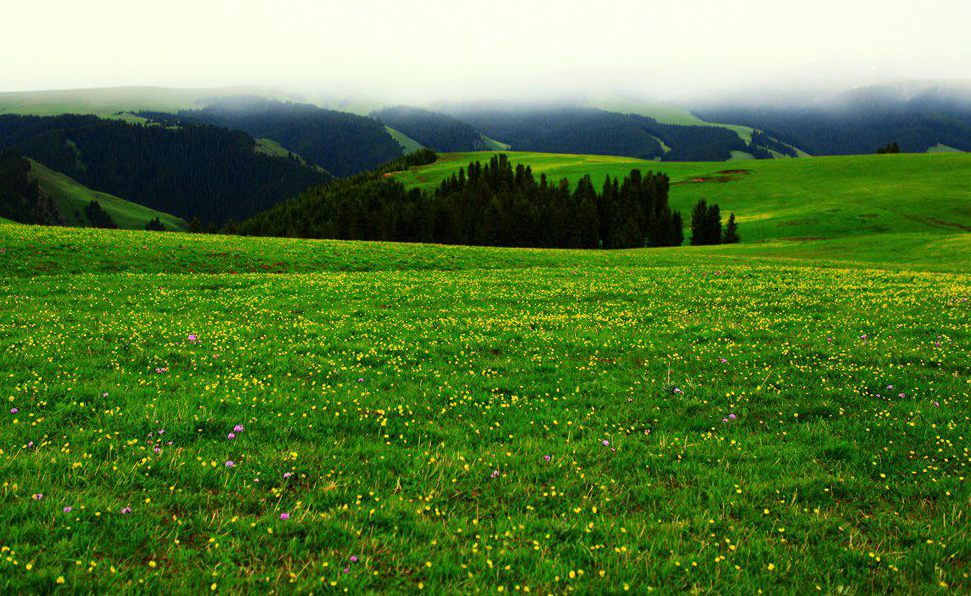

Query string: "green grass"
[393, 151, 971, 244]
[480, 135, 511, 151]
[254, 138, 294, 159]
[0, 221, 968, 593]
[386, 126, 425, 154]
[29, 160, 186, 231]
[0, 150, 969, 592]
[927, 144, 963, 154]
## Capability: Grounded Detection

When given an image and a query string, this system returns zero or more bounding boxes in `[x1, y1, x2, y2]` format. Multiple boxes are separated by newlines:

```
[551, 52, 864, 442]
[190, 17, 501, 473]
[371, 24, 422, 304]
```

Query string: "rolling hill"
[0, 86, 288, 117]
[146, 97, 404, 177]
[696, 83, 971, 155]
[385, 126, 424, 153]
[393, 151, 971, 247]
[29, 159, 186, 230]
[371, 106, 489, 152]
[0, 114, 329, 224]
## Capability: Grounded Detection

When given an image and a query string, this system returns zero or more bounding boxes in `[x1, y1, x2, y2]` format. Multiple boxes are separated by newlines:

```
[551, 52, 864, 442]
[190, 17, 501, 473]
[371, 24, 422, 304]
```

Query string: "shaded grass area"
[1, 224, 969, 276]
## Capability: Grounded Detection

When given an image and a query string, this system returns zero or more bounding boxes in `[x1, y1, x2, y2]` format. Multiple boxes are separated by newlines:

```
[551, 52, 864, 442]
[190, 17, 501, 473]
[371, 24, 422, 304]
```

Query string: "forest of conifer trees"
[239, 154, 686, 249]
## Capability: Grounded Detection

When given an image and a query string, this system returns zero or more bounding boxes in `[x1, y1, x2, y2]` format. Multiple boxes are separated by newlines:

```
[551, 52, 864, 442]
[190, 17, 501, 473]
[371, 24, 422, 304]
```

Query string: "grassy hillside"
[28, 160, 186, 230]
[393, 151, 971, 243]
[385, 126, 424, 153]
[480, 135, 511, 150]
[584, 95, 810, 156]
[0, 222, 968, 594]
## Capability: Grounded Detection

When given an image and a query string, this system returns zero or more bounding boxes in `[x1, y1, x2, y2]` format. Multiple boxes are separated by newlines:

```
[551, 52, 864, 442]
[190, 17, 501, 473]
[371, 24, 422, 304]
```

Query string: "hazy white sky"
[2, 0, 970, 100]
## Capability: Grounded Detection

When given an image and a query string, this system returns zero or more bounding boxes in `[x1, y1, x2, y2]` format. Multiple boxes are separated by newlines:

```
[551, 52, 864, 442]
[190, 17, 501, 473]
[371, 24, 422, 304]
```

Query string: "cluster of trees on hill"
[748, 130, 799, 159]
[84, 200, 117, 228]
[636, 117, 749, 161]
[239, 153, 685, 249]
[0, 150, 61, 225]
[0, 115, 329, 224]
[371, 106, 485, 152]
[876, 142, 900, 154]
[142, 97, 404, 176]
[690, 198, 739, 245]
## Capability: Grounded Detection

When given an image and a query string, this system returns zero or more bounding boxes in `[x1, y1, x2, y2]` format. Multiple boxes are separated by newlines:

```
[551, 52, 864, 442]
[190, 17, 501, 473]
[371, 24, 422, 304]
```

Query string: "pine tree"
[706, 203, 722, 245]
[723, 213, 740, 243]
[85, 201, 117, 229]
[690, 199, 709, 246]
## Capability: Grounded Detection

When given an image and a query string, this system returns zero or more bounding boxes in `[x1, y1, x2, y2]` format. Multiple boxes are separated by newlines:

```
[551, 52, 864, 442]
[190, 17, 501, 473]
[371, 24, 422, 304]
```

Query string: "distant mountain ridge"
[695, 82, 971, 155]
[0, 114, 329, 224]
[143, 97, 404, 177]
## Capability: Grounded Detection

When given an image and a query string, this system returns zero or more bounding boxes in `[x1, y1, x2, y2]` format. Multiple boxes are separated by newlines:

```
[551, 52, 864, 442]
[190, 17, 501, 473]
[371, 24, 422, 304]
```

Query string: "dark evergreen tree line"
[371, 106, 486, 153]
[444, 107, 759, 161]
[142, 97, 404, 177]
[690, 199, 739, 245]
[0, 150, 62, 225]
[0, 114, 330, 225]
[748, 130, 798, 159]
[239, 154, 684, 249]
[697, 88, 971, 156]
[876, 141, 900, 154]
[84, 200, 117, 228]
[446, 107, 666, 159]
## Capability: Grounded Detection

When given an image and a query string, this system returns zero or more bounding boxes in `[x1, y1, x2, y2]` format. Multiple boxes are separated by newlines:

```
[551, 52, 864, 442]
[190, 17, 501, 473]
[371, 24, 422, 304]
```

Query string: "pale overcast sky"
[2, 0, 969, 101]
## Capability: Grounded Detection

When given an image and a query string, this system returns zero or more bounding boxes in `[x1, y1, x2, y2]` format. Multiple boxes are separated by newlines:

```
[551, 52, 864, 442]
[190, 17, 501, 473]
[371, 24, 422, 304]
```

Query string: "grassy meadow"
[0, 150, 969, 593]
[393, 151, 971, 243]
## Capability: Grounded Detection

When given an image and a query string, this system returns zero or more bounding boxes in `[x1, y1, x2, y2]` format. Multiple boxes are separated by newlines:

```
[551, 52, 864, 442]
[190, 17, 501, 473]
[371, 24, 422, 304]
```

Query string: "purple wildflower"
[225, 460, 235, 468]
[63, 506, 72, 513]
[280, 512, 290, 520]
[233, 424, 244, 433]
[121, 506, 132, 515]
